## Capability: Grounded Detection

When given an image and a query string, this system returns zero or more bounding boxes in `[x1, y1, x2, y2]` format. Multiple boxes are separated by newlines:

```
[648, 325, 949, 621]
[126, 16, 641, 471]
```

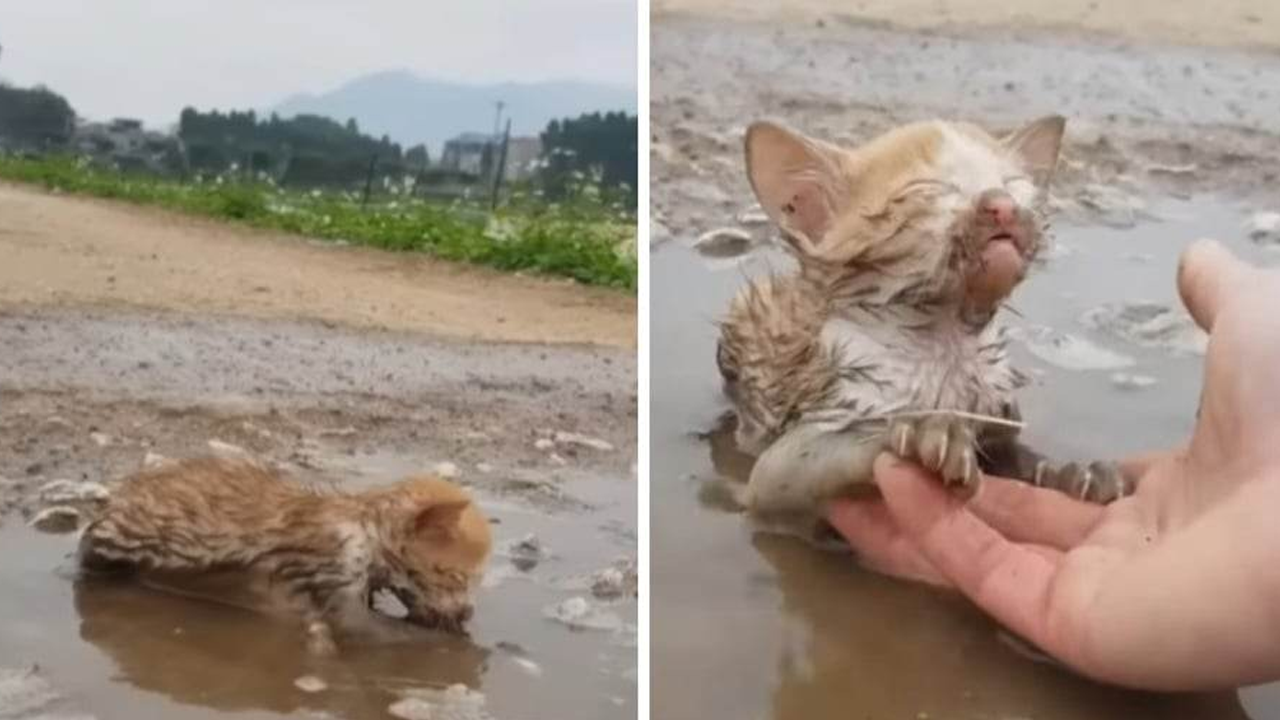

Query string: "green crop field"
[0, 155, 637, 290]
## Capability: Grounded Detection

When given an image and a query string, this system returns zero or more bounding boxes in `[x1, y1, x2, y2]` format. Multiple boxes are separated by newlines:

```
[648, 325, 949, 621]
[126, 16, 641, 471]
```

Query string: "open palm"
[829, 239, 1280, 691]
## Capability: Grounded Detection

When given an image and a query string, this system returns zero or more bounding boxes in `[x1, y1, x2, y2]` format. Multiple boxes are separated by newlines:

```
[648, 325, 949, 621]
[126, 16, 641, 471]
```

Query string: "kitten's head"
[745, 116, 1065, 322]
[375, 476, 491, 634]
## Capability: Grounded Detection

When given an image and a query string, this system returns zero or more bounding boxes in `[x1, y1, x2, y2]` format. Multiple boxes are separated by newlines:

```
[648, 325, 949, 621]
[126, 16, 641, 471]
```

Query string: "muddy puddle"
[650, 195, 1280, 720]
[0, 312, 636, 720]
[0, 472, 635, 720]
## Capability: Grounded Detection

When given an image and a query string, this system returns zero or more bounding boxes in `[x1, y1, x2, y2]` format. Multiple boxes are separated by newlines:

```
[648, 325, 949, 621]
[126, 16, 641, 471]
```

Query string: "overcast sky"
[0, 0, 637, 127]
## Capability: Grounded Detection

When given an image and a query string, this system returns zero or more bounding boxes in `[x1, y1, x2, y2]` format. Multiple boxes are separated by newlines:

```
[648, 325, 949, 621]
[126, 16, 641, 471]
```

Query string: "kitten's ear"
[745, 121, 851, 254]
[1003, 115, 1065, 186]
[413, 499, 469, 540]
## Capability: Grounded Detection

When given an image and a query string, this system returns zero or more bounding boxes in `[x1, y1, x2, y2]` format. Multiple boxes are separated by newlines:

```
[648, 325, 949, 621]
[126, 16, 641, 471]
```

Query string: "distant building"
[439, 132, 495, 176]
[72, 118, 180, 173]
[439, 132, 542, 182]
[503, 136, 542, 182]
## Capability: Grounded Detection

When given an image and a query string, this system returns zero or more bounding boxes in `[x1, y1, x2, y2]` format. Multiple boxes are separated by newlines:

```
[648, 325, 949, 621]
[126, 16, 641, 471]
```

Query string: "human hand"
[827, 239, 1280, 691]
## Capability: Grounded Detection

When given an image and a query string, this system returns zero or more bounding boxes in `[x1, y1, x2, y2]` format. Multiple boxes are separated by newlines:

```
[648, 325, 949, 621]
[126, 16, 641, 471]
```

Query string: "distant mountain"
[268, 70, 636, 154]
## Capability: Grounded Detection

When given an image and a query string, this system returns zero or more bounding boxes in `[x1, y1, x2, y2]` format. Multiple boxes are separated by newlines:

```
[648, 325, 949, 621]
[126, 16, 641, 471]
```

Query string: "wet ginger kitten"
[717, 116, 1130, 523]
[79, 457, 491, 653]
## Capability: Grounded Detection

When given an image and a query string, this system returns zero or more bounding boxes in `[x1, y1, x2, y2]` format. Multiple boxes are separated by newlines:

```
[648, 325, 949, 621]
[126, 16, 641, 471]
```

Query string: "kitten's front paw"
[886, 413, 980, 495]
[1033, 459, 1132, 504]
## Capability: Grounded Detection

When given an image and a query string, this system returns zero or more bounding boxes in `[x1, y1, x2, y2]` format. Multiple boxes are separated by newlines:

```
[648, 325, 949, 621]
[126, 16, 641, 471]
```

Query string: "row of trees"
[177, 108, 431, 186]
[0, 75, 637, 205]
[540, 111, 637, 206]
[0, 84, 76, 149]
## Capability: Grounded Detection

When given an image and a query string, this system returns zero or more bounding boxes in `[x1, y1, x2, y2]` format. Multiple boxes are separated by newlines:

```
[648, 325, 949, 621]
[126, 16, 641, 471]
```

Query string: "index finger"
[872, 455, 1065, 649]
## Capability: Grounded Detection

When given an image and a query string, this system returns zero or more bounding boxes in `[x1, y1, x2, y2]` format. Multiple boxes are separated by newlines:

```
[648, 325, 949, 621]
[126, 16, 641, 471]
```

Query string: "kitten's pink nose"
[978, 191, 1017, 229]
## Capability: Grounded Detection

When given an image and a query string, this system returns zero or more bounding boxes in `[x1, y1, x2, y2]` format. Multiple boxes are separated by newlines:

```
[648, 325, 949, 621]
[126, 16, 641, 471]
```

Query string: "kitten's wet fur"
[716, 116, 1130, 529]
[79, 456, 492, 653]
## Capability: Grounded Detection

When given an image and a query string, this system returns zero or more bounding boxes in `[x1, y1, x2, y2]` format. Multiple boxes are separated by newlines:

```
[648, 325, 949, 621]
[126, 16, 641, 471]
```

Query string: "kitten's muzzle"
[974, 189, 1032, 255]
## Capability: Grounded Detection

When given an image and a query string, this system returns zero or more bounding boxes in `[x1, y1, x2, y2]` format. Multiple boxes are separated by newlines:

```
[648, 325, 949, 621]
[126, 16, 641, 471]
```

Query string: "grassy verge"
[0, 155, 637, 290]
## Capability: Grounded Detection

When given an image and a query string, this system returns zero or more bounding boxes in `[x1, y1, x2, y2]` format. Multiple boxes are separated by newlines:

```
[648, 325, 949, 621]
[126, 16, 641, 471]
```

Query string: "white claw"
[1034, 460, 1048, 487]
[1077, 469, 1095, 501]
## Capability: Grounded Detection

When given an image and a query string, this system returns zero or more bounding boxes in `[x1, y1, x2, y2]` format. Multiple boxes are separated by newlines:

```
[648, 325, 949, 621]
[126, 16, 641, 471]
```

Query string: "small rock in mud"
[42, 416, 73, 432]
[474, 462, 494, 474]
[553, 431, 614, 452]
[1110, 372, 1158, 391]
[29, 505, 81, 533]
[533, 438, 556, 451]
[39, 479, 110, 504]
[1009, 326, 1135, 371]
[0, 665, 61, 718]
[693, 227, 754, 258]
[207, 439, 250, 458]
[142, 451, 171, 469]
[388, 684, 491, 720]
[433, 461, 461, 479]
[548, 452, 569, 466]
[591, 557, 639, 599]
[1246, 211, 1280, 244]
[544, 596, 625, 632]
[1080, 302, 1207, 355]
[88, 431, 112, 447]
[736, 205, 769, 226]
[293, 675, 328, 693]
[506, 533, 547, 564]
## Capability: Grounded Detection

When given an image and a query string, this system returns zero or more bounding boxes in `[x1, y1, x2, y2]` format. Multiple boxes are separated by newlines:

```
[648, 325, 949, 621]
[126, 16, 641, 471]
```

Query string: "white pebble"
[553, 431, 614, 452]
[39, 479, 110, 504]
[1246, 211, 1280, 243]
[433, 461, 460, 479]
[207, 439, 250, 458]
[29, 505, 81, 533]
[510, 656, 543, 677]
[293, 675, 328, 693]
[142, 451, 171, 469]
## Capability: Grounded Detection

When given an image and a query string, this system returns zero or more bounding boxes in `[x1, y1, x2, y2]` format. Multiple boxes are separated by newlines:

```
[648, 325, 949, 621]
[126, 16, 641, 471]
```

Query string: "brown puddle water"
[651, 197, 1280, 720]
[0, 460, 636, 720]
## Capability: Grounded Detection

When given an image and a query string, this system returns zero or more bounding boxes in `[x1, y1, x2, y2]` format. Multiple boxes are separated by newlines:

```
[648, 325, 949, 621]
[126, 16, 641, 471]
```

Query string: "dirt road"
[0, 182, 635, 347]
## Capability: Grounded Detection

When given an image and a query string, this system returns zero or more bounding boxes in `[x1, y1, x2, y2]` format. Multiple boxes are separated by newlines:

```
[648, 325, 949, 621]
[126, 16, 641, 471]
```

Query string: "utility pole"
[361, 152, 378, 208]
[489, 118, 511, 211]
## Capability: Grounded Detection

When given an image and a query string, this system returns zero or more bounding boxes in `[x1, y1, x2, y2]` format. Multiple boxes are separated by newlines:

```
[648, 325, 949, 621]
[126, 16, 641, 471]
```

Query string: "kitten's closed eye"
[890, 178, 955, 203]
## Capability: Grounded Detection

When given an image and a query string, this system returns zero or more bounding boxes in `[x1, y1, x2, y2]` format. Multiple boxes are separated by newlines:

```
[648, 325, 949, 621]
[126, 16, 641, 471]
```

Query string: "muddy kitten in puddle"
[79, 456, 491, 654]
[716, 116, 1131, 529]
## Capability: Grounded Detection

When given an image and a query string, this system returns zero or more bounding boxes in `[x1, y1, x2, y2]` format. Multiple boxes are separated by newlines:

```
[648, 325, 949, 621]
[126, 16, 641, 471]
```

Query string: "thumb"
[1177, 239, 1252, 332]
